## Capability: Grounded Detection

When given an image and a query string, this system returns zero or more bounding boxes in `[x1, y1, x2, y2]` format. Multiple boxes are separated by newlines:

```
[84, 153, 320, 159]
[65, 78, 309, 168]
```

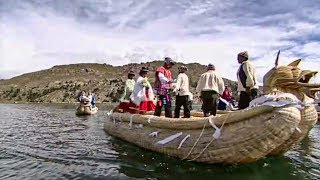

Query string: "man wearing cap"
[237, 51, 259, 109]
[196, 64, 225, 117]
[154, 57, 175, 118]
[117, 71, 136, 112]
[173, 65, 191, 118]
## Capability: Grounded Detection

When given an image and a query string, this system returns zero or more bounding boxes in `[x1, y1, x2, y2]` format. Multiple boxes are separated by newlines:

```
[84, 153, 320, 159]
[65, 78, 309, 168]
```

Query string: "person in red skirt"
[128, 67, 156, 114]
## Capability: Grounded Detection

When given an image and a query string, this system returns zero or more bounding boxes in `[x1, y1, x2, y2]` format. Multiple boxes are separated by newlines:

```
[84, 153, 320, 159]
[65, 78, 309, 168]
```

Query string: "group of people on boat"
[78, 91, 96, 109]
[115, 50, 259, 118]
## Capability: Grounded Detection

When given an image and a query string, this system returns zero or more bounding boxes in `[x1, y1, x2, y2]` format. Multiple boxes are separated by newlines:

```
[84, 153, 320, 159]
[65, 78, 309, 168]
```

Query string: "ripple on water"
[0, 104, 319, 179]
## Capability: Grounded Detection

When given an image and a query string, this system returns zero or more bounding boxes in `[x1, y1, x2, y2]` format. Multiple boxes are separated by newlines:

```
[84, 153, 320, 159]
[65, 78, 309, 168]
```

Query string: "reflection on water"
[0, 104, 319, 180]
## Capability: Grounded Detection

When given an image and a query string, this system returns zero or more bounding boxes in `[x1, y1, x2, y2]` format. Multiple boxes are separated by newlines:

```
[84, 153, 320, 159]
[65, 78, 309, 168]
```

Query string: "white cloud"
[0, 0, 320, 86]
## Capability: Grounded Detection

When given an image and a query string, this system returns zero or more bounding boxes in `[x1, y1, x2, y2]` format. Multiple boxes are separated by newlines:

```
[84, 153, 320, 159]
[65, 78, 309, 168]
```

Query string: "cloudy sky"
[0, 0, 320, 83]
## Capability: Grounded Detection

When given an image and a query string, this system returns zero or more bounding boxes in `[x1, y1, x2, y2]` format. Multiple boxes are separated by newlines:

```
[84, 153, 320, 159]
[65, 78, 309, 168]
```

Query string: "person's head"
[128, 70, 135, 79]
[163, 57, 176, 69]
[88, 92, 92, 96]
[207, 63, 215, 71]
[237, 51, 249, 64]
[225, 85, 228, 89]
[139, 67, 149, 78]
[178, 65, 188, 73]
[81, 91, 86, 96]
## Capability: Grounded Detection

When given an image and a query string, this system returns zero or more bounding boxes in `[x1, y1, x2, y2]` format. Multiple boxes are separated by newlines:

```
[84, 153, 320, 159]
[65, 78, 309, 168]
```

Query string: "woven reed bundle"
[76, 106, 98, 115]
[104, 106, 300, 164]
[268, 105, 318, 155]
[263, 59, 320, 156]
[111, 105, 274, 130]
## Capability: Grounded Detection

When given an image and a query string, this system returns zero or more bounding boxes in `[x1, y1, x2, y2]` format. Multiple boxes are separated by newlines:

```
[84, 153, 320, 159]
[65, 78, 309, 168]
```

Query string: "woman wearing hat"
[236, 51, 259, 109]
[128, 67, 155, 114]
[117, 70, 136, 112]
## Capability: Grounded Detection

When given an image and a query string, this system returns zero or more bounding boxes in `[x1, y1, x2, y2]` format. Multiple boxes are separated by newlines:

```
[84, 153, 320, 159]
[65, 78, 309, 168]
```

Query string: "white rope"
[190, 113, 230, 161]
[156, 132, 183, 146]
[129, 114, 138, 128]
[182, 120, 207, 160]
[147, 116, 153, 123]
[149, 131, 159, 137]
[178, 134, 190, 149]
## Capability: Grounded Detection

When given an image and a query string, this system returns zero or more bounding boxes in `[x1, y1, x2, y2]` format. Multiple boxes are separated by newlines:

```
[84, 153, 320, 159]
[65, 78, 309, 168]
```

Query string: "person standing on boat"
[218, 86, 231, 110]
[128, 67, 155, 114]
[196, 63, 225, 117]
[236, 51, 259, 109]
[117, 71, 136, 112]
[154, 57, 176, 118]
[173, 65, 191, 118]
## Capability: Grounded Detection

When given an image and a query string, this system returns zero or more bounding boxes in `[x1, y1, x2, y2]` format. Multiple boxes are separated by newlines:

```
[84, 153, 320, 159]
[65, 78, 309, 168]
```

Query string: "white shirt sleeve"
[158, 72, 169, 83]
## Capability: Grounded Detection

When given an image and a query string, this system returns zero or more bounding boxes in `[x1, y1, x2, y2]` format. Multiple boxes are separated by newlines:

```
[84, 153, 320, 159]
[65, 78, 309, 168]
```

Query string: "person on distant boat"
[236, 51, 259, 109]
[88, 92, 96, 108]
[117, 71, 136, 112]
[79, 91, 90, 106]
[128, 67, 155, 114]
[218, 86, 232, 110]
[196, 63, 225, 117]
[173, 65, 191, 118]
[154, 57, 176, 118]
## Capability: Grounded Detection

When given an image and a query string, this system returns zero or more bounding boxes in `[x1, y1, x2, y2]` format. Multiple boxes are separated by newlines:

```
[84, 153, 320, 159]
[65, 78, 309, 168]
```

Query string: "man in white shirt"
[174, 66, 191, 118]
[236, 51, 259, 109]
[196, 64, 225, 117]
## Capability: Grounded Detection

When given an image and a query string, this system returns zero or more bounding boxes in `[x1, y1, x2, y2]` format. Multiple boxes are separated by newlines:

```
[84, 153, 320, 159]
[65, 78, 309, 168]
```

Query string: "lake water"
[0, 104, 319, 180]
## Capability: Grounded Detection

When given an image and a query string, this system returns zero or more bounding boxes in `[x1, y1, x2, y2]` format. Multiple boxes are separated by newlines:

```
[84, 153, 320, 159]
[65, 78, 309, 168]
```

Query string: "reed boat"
[104, 59, 319, 164]
[76, 106, 98, 115]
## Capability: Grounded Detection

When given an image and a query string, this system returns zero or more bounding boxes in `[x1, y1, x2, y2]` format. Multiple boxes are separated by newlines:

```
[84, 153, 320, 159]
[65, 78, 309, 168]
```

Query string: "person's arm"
[216, 75, 225, 95]
[243, 63, 255, 88]
[174, 74, 182, 92]
[158, 72, 170, 83]
[120, 81, 127, 101]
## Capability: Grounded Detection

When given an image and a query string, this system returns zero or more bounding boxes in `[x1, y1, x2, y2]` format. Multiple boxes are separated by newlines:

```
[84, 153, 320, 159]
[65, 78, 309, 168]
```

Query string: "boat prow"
[76, 106, 98, 116]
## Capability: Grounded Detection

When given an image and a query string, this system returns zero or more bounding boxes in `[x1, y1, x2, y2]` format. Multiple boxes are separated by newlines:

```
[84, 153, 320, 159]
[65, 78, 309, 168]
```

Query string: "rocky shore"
[0, 61, 238, 103]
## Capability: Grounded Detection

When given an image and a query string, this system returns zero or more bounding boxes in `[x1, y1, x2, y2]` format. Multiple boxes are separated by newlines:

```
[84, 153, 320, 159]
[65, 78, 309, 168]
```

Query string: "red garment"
[221, 89, 231, 101]
[118, 102, 130, 112]
[128, 88, 155, 114]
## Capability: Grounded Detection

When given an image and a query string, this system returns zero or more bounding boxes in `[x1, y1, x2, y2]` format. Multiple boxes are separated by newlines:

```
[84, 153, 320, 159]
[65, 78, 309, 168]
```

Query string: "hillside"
[0, 61, 238, 103]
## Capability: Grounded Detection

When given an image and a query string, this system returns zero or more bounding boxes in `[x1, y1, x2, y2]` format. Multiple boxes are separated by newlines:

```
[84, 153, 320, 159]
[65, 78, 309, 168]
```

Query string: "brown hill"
[0, 61, 237, 103]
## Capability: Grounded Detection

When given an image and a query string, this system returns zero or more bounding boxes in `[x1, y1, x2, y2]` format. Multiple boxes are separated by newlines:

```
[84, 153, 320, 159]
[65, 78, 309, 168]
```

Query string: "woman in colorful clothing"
[117, 71, 136, 112]
[128, 67, 155, 114]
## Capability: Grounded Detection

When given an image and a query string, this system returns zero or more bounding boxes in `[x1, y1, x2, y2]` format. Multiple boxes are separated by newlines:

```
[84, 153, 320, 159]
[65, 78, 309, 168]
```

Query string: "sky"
[0, 0, 320, 83]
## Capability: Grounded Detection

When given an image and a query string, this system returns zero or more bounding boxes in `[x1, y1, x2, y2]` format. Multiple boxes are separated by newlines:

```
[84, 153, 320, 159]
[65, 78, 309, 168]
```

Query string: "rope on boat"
[182, 120, 207, 160]
[118, 113, 122, 122]
[149, 131, 159, 137]
[129, 114, 138, 128]
[190, 113, 230, 161]
[156, 132, 183, 146]
[178, 134, 190, 149]
[147, 117, 153, 123]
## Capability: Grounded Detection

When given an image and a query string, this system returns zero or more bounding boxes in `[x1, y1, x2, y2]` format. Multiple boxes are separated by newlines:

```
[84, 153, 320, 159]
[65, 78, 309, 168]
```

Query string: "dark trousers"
[174, 95, 191, 118]
[201, 90, 218, 117]
[154, 95, 172, 118]
[238, 89, 259, 109]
